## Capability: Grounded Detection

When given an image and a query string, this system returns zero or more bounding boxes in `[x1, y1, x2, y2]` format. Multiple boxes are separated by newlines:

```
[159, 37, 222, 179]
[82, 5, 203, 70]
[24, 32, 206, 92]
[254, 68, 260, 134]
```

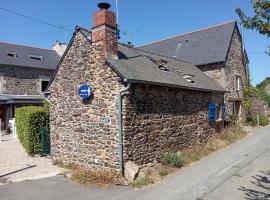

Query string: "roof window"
[150, 58, 169, 72]
[158, 65, 169, 71]
[29, 55, 44, 61]
[7, 52, 17, 57]
[183, 74, 194, 83]
[175, 70, 183, 75]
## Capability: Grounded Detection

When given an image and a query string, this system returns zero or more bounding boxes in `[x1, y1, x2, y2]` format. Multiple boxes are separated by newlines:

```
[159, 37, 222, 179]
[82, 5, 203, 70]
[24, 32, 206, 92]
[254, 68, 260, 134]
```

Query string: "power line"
[0, 7, 73, 33]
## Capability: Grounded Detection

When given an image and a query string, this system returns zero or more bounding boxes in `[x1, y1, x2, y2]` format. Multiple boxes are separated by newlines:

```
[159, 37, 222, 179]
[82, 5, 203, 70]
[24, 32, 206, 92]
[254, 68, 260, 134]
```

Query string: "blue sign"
[78, 85, 93, 99]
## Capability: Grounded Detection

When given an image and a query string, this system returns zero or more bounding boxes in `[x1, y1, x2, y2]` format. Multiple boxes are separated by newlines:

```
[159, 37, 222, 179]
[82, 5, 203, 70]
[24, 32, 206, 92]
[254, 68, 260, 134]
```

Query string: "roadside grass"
[55, 125, 248, 188]
[131, 176, 154, 188]
[53, 161, 121, 187]
[132, 125, 248, 189]
[181, 125, 247, 165]
[71, 168, 120, 186]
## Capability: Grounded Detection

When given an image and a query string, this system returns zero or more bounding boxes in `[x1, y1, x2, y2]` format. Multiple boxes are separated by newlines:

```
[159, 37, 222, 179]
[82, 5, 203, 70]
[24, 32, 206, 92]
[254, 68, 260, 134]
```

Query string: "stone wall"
[49, 31, 124, 172]
[0, 65, 53, 95]
[224, 28, 247, 119]
[198, 62, 226, 88]
[198, 27, 248, 120]
[251, 96, 269, 117]
[123, 84, 224, 165]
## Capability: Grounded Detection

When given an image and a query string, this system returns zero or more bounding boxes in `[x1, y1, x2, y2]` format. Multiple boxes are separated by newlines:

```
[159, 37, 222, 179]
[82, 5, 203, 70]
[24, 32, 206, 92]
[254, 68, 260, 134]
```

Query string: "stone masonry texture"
[123, 84, 224, 165]
[198, 27, 248, 120]
[49, 32, 124, 172]
[49, 31, 225, 171]
[0, 65, 53, 95]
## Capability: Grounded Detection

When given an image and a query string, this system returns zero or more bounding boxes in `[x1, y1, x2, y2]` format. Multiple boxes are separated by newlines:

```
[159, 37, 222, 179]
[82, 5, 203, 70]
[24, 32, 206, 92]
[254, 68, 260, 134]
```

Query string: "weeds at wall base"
[132, 125, 248, 189]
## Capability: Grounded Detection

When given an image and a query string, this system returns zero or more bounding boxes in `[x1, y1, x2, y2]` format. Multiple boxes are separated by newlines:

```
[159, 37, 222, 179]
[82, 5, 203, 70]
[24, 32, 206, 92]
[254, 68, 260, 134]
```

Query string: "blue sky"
[0, 0, 269, 85]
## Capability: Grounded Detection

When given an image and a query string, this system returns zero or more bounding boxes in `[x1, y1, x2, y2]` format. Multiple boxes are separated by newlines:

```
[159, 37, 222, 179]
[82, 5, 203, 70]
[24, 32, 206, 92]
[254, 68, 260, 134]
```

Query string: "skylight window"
[29, 55, 44, 61]
[182, 74, 194, 83]
[158, 65, 169, 71]
[7, 52, 17, 58]
[149, 58, 169, 72]
[175, 70, 183, 75]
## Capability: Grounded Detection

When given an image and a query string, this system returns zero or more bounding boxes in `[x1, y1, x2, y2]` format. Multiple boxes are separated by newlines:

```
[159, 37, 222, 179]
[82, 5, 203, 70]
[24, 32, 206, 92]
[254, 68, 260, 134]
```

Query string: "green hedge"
[15, 106, 49, 155]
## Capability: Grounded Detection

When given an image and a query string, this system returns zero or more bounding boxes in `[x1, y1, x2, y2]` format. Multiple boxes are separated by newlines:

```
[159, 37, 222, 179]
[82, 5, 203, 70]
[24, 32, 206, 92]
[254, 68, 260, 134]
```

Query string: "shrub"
[245, 116, 257, 126]
[15, 106, 49, 155]
[259, 116, 269, 126]
[161, 151, 185, 168]
[246, 115, 269, 126]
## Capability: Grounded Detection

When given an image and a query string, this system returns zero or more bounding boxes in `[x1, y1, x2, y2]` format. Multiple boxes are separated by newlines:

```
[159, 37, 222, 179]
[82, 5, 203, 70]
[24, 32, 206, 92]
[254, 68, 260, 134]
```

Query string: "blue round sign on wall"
[78, 85, 93, 99]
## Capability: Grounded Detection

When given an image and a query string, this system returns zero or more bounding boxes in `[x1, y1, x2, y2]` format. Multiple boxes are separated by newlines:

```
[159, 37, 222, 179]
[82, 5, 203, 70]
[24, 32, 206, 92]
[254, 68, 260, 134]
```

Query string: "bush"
[15, 106, 49, 155]
[161, 151, 185, 168]
[246, 115, 269, 126]
[245, 116, 257, 126]
[259, 116, 269, 126]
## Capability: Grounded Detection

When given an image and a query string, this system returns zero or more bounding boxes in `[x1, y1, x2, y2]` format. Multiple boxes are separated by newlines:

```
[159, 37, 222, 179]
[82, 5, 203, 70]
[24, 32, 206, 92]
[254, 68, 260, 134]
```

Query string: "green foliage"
[15, 106, 49, 155]
[235, 0, 270, 54]
[259, 115, 269, 126]
[159, 169, 168, 177]
[161, 151, 185, 168]
[255, 88, 270, 106]
[246, 115, 269, 126]
[256, 77, 270, 89]
[131, 177, 154, 188]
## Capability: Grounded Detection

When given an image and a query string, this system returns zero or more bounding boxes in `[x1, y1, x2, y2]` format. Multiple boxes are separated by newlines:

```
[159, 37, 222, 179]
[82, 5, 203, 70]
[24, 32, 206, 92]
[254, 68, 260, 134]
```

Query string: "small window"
[41, 80, 49, 92]
[158, 65, 169, 71]
[236, 76, 241, 91]
[183, 74, 194, 83]
[29, 55, 44, 61]
[7, 52, 17, 57]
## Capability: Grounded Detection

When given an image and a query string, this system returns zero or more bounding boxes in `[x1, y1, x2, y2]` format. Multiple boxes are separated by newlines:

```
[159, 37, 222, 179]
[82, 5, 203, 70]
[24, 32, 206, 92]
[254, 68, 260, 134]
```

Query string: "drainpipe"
[118, 81, 131, 176]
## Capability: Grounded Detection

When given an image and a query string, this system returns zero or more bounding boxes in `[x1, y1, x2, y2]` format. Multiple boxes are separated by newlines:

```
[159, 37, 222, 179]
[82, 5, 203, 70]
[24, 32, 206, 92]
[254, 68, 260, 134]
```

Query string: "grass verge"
[132, 125, 248, 188]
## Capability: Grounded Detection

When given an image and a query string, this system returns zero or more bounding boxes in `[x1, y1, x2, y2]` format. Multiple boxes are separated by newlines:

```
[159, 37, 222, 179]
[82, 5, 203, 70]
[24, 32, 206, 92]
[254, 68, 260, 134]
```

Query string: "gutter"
[117, 81, 131, 176]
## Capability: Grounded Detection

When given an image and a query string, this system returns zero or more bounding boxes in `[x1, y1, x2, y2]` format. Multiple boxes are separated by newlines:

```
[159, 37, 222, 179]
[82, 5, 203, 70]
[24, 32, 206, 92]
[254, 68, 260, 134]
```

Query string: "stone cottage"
[48, 3, 248, 174]
[140, 21, 249, 121]
[0, 42, 63, 130]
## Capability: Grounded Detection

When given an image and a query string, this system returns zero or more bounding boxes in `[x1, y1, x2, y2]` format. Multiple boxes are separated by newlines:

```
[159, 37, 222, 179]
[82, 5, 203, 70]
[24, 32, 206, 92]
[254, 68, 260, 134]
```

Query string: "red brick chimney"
[92, 3, 118, 60]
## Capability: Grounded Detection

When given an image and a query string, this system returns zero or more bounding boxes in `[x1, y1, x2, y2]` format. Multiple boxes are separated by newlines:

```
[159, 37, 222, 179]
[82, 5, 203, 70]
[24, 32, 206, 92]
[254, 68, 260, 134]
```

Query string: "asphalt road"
[0, 125, 269, 200]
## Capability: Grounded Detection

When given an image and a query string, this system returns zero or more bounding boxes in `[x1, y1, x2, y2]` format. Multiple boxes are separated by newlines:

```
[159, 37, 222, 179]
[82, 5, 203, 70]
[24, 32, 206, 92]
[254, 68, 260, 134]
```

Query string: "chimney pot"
[98, 2, 111, 10]
[92, 2, 118, 61]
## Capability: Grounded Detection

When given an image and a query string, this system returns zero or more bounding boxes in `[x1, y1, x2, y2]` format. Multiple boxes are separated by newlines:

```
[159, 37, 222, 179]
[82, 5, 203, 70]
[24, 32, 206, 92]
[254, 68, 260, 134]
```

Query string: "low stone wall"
[123, 84, 224, 165]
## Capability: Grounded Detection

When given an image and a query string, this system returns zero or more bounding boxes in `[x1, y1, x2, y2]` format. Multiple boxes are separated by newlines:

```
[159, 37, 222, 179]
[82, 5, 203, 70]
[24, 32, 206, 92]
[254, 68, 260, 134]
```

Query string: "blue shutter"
[222, 105, 227, 120]
[208, 102, 216, 122]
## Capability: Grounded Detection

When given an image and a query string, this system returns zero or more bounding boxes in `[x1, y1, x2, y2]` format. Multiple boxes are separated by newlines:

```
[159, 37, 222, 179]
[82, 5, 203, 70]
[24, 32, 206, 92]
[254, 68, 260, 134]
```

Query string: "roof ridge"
[138, 20, 236, 48]
[133, 46, 192, 64]
[0, 41, 56, 52]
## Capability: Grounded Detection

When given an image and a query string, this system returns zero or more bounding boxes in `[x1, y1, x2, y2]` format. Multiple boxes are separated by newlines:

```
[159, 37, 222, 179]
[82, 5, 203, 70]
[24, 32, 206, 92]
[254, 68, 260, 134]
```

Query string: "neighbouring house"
[139, 20, 249, 121]
[0, 41, 65, 130]
[48, 2, 249, 174]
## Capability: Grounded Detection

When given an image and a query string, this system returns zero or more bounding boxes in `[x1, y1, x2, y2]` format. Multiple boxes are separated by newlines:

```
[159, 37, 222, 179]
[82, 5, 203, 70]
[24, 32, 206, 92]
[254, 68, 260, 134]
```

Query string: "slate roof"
[138, 21, 236, 66]
[0, 42, 60, 70]
[49, 27, 226, 93]
[107, 43, 226, 93]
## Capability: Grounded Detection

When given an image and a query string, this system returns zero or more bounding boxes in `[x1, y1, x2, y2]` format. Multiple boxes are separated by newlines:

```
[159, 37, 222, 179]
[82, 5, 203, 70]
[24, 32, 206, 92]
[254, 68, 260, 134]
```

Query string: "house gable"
[49, 30, 124, 171]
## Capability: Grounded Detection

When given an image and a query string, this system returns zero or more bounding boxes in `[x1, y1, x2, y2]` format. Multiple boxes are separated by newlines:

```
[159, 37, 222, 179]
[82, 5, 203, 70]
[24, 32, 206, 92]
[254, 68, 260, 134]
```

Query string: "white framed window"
[236, 76, 241, 91]
[0, 73, 5, 93]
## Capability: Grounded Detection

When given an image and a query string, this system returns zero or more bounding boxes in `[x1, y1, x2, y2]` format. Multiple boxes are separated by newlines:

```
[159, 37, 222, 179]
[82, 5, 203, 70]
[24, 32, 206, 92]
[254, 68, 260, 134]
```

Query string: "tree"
[235, 0, 270, 54]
